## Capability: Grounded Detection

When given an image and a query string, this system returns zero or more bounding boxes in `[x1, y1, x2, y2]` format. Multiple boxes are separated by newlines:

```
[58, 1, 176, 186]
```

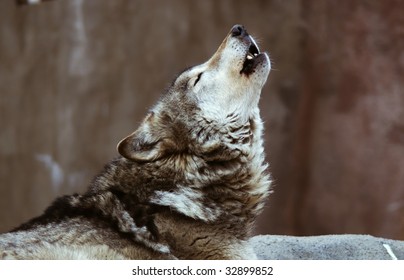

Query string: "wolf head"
[116, 25, 271, 230]
[118, 25, 270, 163]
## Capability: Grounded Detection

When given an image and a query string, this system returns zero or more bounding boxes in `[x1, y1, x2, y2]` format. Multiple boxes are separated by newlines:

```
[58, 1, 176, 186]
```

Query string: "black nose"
[231, 24, 247, 37]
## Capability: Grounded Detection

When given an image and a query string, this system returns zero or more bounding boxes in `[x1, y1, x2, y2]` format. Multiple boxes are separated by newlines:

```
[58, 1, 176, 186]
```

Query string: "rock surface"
[250, 235, 404, 260]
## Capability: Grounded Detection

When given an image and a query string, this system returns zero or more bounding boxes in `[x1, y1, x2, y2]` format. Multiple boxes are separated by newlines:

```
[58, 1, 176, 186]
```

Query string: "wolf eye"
[193, 73, 203, 86]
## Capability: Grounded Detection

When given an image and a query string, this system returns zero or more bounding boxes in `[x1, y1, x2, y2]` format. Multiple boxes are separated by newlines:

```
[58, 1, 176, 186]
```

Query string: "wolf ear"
[117, 114, 174, 162]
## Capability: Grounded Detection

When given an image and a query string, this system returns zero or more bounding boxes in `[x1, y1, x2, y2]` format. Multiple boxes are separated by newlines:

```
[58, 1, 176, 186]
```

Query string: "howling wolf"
[0, 24, 271, 259]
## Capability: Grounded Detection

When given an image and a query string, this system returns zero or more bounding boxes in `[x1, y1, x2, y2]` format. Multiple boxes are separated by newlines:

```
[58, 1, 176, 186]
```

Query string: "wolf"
[0, 24, 271, 259]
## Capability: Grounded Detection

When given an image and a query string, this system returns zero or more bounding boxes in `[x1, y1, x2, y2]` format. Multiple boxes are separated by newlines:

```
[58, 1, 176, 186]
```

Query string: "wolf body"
[0, 25, 271, 259]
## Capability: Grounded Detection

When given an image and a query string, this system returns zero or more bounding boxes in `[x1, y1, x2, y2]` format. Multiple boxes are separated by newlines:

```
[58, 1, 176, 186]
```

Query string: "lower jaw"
[240, 53, 266, 75]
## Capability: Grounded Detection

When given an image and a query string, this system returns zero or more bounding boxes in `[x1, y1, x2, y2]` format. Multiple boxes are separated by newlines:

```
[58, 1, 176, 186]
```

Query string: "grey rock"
[250, 235, 404, 260]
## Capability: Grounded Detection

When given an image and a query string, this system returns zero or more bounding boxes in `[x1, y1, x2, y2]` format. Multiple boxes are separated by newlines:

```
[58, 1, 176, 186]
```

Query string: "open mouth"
[240, 41, 261, 75]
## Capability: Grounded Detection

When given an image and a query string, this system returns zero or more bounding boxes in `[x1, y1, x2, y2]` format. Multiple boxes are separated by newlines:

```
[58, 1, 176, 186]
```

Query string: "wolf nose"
[231, 24, 247, 37]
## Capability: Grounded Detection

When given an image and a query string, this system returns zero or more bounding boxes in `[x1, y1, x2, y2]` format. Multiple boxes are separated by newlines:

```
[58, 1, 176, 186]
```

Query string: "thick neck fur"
[94, 108, 270, 237]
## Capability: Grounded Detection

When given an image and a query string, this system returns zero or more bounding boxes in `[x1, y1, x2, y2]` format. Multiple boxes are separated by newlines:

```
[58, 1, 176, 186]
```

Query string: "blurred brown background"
[1, 0, 403, 240]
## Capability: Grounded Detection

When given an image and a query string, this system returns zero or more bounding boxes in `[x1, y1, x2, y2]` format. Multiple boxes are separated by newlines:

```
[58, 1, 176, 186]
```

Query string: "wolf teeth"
[247, 54, 254, 60]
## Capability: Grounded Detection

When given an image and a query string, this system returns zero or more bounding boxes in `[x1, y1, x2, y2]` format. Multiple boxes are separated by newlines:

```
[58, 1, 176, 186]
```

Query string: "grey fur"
[0, 25, 271, 259]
